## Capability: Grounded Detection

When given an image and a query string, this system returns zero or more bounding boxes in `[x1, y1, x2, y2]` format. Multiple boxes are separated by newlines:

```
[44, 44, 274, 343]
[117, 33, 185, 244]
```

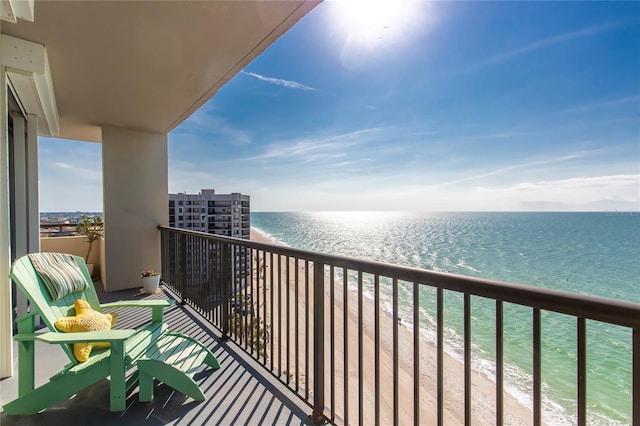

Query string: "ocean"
[251, 211, 640, 425]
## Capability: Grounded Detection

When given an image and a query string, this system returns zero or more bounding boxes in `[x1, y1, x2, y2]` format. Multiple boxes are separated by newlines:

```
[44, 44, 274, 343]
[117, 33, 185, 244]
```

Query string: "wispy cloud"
[250, 128, 381, 162]
[38, 140, 104, 211]
[251, 173, 640, 212]
[52, 162, 102, 182]
[174, 108, 252, 146]
[218, 125, 251, 146]
[552, 95, 640, 116]
[168, 161, 263, 195]
[435, 150, 593, 187]
[434, 132, 519, 144]
[510, 174, 639, 195]
[466, 22, 624, 72]
[484, 174, 640, 206]
[241, 70, 316, 91]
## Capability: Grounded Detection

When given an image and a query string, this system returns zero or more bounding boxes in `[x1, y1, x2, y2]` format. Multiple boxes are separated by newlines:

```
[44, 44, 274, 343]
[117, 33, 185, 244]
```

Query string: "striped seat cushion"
[28, 253, 89, 301]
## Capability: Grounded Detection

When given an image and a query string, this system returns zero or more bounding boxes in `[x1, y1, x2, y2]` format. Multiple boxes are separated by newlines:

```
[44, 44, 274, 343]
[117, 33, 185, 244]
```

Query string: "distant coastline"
[40, 211, 102, 222]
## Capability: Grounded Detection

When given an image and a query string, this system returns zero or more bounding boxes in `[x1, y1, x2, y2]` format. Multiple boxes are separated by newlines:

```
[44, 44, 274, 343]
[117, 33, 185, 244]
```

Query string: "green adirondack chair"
[3, 253, 221, 415]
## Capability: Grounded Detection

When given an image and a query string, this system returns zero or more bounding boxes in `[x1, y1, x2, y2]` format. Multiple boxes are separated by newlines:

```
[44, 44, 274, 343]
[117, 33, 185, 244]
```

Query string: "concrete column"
[101, 126, 168, 291]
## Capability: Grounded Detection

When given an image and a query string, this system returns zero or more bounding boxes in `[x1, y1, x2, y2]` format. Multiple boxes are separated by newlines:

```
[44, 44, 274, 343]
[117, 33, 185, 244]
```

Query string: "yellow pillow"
[54, 299, 118, 362]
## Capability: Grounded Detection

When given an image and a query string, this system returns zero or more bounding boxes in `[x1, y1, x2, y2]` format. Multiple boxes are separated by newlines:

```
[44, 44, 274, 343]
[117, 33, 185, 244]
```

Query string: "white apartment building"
[169, 189, 250, 239]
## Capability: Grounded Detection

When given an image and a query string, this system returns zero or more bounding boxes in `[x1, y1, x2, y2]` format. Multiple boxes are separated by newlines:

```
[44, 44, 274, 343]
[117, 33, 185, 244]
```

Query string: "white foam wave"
[251, 226, 291, 247]
[357, 281, 579, 426]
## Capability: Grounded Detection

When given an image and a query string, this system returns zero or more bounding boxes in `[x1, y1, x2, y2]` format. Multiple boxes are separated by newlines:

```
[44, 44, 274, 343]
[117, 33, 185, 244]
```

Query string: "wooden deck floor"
[1, 285, 313, 426]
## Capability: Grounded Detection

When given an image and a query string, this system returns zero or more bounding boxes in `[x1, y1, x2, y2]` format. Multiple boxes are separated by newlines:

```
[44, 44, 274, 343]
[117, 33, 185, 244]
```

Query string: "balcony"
[163, 227, 640, 425]
[2, 226, 640, 424]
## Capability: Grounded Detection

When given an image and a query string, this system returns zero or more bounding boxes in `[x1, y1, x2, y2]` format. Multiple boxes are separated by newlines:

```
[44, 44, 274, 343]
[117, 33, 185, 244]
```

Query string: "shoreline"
[250, 227, 535, 425]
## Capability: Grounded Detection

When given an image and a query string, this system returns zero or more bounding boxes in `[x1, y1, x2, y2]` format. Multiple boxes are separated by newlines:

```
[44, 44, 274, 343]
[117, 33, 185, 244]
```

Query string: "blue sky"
[40, 1, 640, 212]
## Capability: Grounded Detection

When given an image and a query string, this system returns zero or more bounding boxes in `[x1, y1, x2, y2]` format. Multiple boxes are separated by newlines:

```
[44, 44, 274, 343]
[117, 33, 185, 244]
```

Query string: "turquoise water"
[251, 211, 640, 425]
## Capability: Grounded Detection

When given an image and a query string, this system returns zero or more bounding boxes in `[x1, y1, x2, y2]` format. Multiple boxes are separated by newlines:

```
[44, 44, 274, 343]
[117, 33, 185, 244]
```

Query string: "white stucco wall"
[40, 235, 102, 276]
[101, 126, 168, 291]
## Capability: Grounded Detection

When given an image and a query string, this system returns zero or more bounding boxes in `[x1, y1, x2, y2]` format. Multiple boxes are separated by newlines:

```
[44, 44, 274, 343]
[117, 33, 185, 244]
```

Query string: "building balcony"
[2, 227, 639, 424]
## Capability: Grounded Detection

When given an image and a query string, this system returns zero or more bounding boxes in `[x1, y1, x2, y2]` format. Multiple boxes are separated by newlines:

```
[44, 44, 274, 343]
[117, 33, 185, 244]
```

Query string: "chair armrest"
[15, 311, 39, 334]
[15, 311, 38, 324]
[33, 329, 136, 344]
[100, 300, 174, 309]
[13, 333, 40, 342]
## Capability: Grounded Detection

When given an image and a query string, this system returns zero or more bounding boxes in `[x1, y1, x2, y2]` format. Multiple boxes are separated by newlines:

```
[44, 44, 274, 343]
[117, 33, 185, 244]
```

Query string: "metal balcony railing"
[39, 222, 78, 237]
[159, 226, 640, 426]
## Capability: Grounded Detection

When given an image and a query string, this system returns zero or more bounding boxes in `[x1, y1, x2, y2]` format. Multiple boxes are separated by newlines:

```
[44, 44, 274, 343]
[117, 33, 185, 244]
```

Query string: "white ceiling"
[2, 0, 319, 142]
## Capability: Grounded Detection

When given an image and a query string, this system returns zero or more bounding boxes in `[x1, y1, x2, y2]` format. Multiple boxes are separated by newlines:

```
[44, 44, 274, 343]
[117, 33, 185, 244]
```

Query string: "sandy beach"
[250, 228, 534, 425]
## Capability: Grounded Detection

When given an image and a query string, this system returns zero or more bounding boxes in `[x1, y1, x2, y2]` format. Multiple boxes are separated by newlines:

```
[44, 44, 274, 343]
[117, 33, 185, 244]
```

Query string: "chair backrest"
[9, 253, 102, 364]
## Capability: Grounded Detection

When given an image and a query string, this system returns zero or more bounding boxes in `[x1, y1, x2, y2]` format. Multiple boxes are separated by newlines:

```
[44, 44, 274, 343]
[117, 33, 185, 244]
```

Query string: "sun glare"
[332, 0, 420, 46]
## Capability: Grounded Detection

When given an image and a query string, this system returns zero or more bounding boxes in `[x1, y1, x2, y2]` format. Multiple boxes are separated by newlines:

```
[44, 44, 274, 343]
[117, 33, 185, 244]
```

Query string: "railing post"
[221, 242, 231, 341]
[634, 328, 639, 426]
[159, 227, 166, 294]
[311, 261, 325, 424]
[179, 232, 187, 305]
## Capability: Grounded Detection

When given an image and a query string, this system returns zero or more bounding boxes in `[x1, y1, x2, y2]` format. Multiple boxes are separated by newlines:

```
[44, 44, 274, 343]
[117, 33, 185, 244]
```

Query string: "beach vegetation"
[230, 310, 270, 360]
[253, 256, 267, 280]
